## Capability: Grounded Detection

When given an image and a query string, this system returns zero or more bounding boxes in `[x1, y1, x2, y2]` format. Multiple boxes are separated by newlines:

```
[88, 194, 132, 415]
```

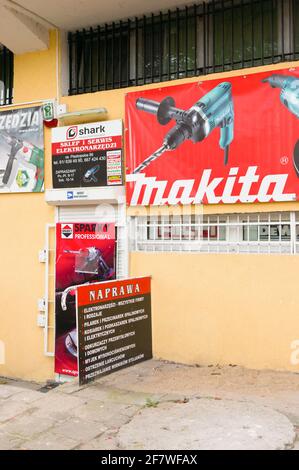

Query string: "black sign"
[76, 277, 152, 385]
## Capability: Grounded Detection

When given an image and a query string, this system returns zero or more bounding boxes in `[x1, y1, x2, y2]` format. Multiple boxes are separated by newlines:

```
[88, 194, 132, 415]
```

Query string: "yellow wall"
[0, 31, 299, 381]
[131, 253, 299, 371]
[0, 32, 58, 381]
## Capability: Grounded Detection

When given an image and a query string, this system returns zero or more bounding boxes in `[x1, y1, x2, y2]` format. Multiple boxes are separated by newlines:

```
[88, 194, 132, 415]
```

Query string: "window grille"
[0, 45, 13, 105]
[68, 0, 299, 95]
[130, 212, 298, 254]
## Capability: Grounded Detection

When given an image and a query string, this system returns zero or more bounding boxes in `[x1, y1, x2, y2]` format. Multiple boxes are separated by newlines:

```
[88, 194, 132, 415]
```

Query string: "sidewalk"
[0, 360, 299, 450]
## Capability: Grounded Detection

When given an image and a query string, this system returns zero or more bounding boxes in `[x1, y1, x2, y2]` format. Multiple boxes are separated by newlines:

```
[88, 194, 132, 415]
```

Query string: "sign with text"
[76, 277, 152, 385]
[125, 66, 299, 206]
[55, 222, 116, 377]
[0, 106, 44, 193]
[52, 119, 123, 188]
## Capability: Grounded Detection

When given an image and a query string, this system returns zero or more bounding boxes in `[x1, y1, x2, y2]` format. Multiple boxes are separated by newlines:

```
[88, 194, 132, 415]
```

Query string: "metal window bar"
[0, 45, 13, 105]
[131, 212, 295, 254]
[68, 0, 299, 95]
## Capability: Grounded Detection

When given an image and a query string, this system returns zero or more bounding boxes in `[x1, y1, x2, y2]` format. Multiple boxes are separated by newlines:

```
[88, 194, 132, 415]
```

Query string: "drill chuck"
[164, 124, 191, 150]
[136, 96, 182, 125]
[136, 98, 160, 115]
[262, 75, 288, 89]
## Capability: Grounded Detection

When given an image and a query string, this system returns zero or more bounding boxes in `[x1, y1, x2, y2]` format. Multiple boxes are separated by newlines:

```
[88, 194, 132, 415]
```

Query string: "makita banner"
[52, 119, 123, 188]
[55, 222, 116, 377]
[125, 66, 299, 206]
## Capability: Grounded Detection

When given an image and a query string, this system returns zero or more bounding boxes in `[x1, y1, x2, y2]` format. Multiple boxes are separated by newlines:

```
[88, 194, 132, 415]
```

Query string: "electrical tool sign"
[51, 119, 123, 188]
[0, 106, 44, 193]
[55, 222, 116, 377]
[125, 66, 299, 206]
[76, 277, 152, 386]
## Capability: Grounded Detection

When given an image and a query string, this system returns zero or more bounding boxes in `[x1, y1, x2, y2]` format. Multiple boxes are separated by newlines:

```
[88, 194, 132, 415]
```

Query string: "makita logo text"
[127, 166, 296, 205]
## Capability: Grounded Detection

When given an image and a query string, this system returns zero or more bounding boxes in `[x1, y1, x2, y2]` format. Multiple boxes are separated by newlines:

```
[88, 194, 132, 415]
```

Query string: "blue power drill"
[134, 82, 234, 173]
[263, 74, 299, 176]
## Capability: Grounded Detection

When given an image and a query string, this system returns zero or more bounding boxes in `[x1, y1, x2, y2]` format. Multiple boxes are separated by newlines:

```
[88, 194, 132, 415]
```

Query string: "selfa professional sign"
[0, 106, 44, 193]
[76, 277, 152, 385]
[125, 66, 299, 206]
[52, 120, 123, 188]
[55, 222, 116, 377]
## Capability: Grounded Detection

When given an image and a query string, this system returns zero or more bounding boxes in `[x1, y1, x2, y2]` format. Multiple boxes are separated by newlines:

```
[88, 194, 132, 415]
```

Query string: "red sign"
[55, 222, 116, 377]
[125, 66, 299, 206]
[77, 276, 151, 306]
[51, 120, 123, 188]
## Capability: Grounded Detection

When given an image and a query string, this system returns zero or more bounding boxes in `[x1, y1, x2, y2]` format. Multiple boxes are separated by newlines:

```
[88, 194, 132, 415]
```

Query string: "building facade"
[0, 0, 299, 381]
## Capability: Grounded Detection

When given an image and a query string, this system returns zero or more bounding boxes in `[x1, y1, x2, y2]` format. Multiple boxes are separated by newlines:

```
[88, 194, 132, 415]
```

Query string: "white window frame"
[130, 211, 297, 255]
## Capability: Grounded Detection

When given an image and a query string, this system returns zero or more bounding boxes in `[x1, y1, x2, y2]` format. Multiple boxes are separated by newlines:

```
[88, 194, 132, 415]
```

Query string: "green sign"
[42, 102, 55, 121]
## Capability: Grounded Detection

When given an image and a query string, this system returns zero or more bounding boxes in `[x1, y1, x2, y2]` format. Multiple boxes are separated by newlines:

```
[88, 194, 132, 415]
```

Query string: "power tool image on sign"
[133, 82, 234, 173]
[262, 74, 299, 177]
[58, 245, 114, 362]
[0, 106, 44, 193]
[55, 223, 116, 377]
[0, 132, 44, 192]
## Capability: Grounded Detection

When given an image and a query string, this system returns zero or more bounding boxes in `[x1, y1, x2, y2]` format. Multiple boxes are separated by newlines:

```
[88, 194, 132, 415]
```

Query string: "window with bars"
[68, 0, 299, 95]
[0, 45, 13, 105]
[129, 212, 299, 254]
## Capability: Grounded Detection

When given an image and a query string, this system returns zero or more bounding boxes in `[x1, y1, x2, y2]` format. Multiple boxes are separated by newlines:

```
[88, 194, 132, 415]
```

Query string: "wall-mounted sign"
[55, 222, 116, 377]
[42, 101, 55, 121]
[0, 106, 44, 193]
[42, 101, 58, 128]
[125, 66, 299, 206]
[76, 276, 152, 385]
[52, 119, 123, 189]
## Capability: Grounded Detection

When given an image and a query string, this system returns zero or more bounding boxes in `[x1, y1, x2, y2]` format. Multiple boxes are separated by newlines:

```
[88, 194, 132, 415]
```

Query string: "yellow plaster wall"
[130, 252, 299, 372]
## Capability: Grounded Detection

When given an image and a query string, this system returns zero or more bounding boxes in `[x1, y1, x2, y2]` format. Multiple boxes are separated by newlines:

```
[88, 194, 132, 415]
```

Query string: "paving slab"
[50, 417, 106, 442]
[72, 400, 139, 428]
[7, 389, 44, 404]
[75, 384, 164, 407]
[117, 398, 296, 450]
[30, 393, 87, 421]
[0, 431, 25, 450]
[21, 431, 79, 450]
[0, 385, 23, 400]
[77, 430, 119, 450]
[0, 400, 30, 424]
[1, 414, 56, 440]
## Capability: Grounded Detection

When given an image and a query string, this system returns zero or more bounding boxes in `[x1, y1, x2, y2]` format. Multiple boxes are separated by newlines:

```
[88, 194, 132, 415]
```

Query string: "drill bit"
[133, 144, 167, 174]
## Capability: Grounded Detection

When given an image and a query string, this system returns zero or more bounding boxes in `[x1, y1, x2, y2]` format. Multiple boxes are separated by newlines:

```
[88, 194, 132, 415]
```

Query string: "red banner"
[55, 222, 116, 377]
[125, 66, 299, 206]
